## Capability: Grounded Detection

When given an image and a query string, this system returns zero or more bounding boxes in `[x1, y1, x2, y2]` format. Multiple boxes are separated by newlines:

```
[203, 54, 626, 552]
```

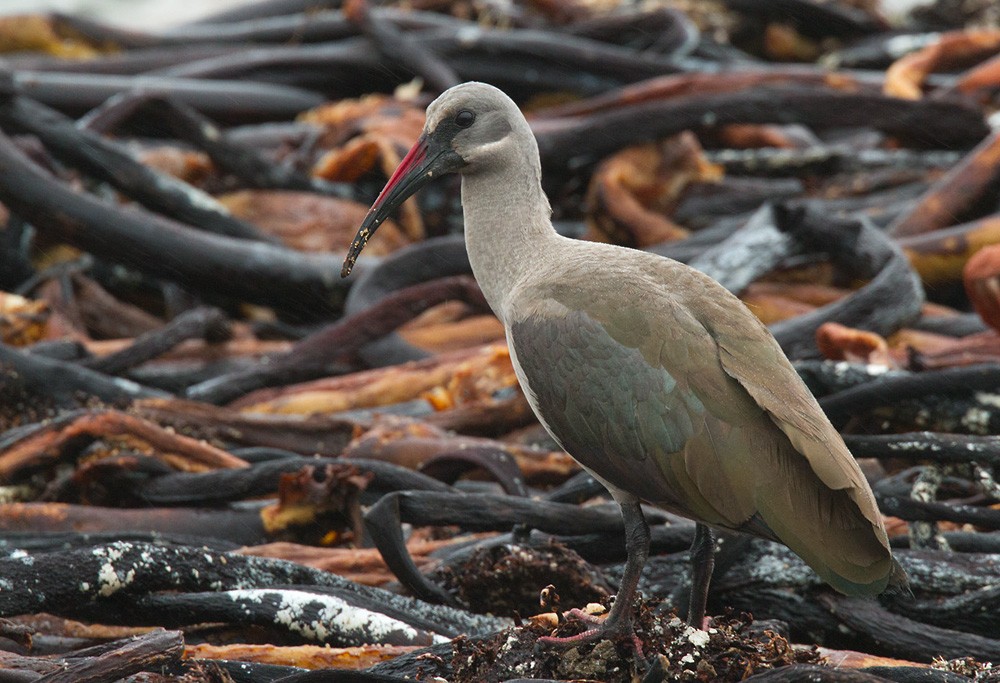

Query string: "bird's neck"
[461, 159, 556, 323]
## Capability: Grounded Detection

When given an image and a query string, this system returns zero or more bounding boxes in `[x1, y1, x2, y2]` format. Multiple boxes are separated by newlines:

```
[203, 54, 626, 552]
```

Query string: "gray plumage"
[343, 82, 907, 632]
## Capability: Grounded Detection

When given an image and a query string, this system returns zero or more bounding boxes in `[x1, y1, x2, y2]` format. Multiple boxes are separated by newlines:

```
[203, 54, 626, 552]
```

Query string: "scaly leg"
[687, 523, 716, 628]
[538, 498, 650, 648]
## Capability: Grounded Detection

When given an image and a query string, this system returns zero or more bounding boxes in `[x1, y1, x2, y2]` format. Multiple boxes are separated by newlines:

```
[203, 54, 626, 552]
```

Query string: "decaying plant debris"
[2, 0, 1000, 681]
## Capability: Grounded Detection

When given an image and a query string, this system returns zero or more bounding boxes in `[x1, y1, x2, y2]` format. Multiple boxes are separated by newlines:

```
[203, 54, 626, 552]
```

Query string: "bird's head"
[341, 82, 524, 278]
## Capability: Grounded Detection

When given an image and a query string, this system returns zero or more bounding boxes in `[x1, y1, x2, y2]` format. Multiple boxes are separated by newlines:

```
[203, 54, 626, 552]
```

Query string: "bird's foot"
[694, 615, 713, 631]
[535, 609, 644, 658]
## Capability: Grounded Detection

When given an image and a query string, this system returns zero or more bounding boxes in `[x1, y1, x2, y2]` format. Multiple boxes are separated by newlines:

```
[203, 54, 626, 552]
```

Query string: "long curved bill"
[341, 134, 446, 278]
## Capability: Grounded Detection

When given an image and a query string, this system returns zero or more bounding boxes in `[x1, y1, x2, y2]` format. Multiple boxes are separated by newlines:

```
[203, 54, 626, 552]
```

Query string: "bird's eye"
[455, 110, 475, 128]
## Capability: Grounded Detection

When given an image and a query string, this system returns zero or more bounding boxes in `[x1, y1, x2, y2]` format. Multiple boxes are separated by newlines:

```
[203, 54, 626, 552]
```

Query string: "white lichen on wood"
[226, 588, 450, 645]
[93, 544, 140, 597]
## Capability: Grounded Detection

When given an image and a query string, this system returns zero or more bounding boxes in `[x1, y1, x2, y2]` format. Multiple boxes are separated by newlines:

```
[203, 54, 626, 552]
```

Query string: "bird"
[341, 81, 908, 642]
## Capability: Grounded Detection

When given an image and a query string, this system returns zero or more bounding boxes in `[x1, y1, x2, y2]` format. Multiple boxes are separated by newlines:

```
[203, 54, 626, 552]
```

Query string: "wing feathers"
[507, 266, 899, 594]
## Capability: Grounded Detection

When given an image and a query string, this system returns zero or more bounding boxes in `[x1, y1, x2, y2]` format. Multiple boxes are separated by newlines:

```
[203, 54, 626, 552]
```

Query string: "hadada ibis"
[342, 82, 908, 639]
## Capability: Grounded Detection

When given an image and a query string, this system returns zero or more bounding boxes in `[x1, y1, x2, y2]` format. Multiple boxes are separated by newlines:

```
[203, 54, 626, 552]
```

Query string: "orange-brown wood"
[343, 415, 578, 485]
[964, 243, 1000, 331]
[815, 322, 892, 365]
[889, 130, 1000, 238]
[532, 70, 872, 120]
[185, 643, 419, 670]
[219, 190, 410, 255]
[585, 133, 719, 247]
[884, 29, 1000, 99]
[901, 212, 1000, 286]
[0, 502, 263, 538]
[0, 410, 248, 482]
[232, 342, 518, 414]
[953, 51, 1000, 97]
[237, 536, 487, 584]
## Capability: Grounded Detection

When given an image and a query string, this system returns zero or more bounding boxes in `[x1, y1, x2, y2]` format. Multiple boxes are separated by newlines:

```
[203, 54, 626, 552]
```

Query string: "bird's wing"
[506, 282, 761, 527]
[695, 293, 888, 539]
[507, 262, 902, 594]
[696, 296, 906, 592]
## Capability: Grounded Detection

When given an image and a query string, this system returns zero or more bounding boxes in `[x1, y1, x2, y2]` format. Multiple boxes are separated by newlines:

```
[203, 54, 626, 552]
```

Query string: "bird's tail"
[881, 558, 912, 598]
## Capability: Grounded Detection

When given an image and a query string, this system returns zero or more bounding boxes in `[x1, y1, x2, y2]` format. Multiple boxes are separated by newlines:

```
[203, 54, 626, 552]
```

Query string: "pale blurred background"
[0, 0, 940, 26]
[0, 0, 251, 26]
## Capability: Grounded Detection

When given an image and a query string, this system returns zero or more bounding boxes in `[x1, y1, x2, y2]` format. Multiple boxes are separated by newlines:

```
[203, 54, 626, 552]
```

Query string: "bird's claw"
[535, 610, 645, 659]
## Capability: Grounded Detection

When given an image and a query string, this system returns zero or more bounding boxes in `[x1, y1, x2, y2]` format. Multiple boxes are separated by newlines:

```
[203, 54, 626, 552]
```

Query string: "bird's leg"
[686, 523, 716, 628]
[537, 499, 649, 650]
[603, 499, 650, 633]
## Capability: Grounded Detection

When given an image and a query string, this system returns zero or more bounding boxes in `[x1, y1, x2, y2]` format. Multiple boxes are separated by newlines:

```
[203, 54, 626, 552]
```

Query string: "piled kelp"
[1, 0, 1000, 681]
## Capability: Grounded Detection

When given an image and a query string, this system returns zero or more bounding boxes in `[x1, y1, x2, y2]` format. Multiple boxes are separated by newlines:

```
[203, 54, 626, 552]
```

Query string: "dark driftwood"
[7, 44, 245, 76]
[345, 0, 460, 94]
[531, 67, 884, 118]
[363, 491, 674, 605]
[825, 29, 944, 69]
[891, 585, 1000, 639]
[567, 8, 699, 58]
[0, 127, 357, 316]
[62, 6, 442, 47]
[63, 4, 639, 54]
[134, 588, 445, 646]
[876, 494, 1000, 531]
[344, 235, 472, 367]
[0, 217, 34, 291]
[186, 276, 488, 404]
[0, 409, 247, 482]
[912, 312, 988, 337]
[794, 360, 909, 397]
[864, 393, 1000, 436]
[0, 343, 167, 410]
[419, 26, 688, 85]
[768, 205, 924, 359]
[0, 92, 276, 243]
[533, 87, 988, 171]
[0, 503, 268, 545]
[82, 93, 354, 199]
[742, 666, 890, 682]
[692, 203, 924, 359]
[139, 457, 453, 505]
[0, 530, 239, 553]
[673, 177, 804, 229]
[892, 531, 1000, 554]
[843, 432, 1000, 467]
[154, 26, 686, 90]
[268, 670, 415, 683]
[133, 399, 362, 455]
[0, 541, 506, 637]
[27, 630, 185, 683]
[725, 0, 886, 38]
[182, 0, 343, 26]
[418, 446, 530, 497]
[689, 204, 802, 295]
[630, 540, 1000, 662]
[81, 307, 230, 376]
[705, 145, 962, 177]
[819, 364, 1000, 427]
[10, 70, 325, 120]
[821, 595, 1000, 662]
